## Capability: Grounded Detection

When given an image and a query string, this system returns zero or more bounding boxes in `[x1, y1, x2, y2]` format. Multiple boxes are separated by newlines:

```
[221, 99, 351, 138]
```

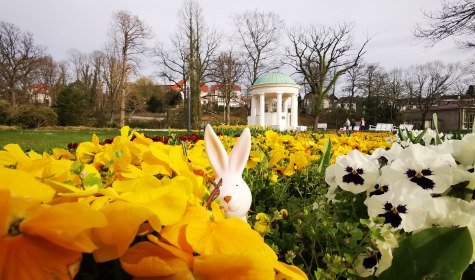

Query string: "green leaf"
[350, 228, 363, 241]
[414, 128, 428, 144]
[317, 138, 332, 173]
[398, 128, 407, 142]
[71, 161, 84, 174]
[310, 133, 319, 143]
[378, 227, 472, 280]
[433, 113, 442, 145]
[82, 173, 103, 189]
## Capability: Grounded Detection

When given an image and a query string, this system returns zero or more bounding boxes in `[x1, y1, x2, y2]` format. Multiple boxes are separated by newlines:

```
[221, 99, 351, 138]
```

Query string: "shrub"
[11, 105, 58, 128]
[54, 86, 95, 126]
[0, 99, 13, 125]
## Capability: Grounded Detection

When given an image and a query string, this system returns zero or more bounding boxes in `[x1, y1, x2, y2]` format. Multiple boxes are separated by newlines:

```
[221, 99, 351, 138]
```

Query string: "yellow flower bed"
[0, 126, 393, 279]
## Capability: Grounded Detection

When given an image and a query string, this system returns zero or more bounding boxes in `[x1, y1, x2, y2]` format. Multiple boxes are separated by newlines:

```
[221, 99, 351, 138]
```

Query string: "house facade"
[29, 84, 52, 106]
[401, 94, 475, 131]
[204, 83, 243, 108]
[161, 80, 246, 108]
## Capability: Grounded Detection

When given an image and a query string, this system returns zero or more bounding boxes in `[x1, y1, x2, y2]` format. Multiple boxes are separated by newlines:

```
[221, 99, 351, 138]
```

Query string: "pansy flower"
[381, 144, 454, 194]
[370, 142, 403, 168]
[369, 184, 389, 197]
[333, 150, 379, 194]
[445, 133, 475, 166]
[355, 250, 381, 277]
[0, 189, 107, 279]
[365, 183, 433, 232]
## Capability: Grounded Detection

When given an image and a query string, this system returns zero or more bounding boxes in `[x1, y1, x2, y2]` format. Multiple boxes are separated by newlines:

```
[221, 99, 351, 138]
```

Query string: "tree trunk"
[421, 112, 427, 129]
[313, 115, 320, 131]
[190, 81, 201, 129]
[10, 89, 16, 108]
[120, 88, 126, 127]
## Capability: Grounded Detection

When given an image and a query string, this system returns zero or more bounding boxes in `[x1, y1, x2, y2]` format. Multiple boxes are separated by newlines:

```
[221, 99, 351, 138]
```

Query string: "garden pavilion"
[247, 72, 305, 131]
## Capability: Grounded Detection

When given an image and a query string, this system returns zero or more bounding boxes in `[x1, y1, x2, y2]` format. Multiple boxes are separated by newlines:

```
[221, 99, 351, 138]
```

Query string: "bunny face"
[211, 175, 252, 220]
[205, 124, 252, 222]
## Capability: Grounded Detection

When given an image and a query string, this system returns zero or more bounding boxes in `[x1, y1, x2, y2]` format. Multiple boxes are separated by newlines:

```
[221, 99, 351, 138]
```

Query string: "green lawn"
[0, 127, 205, 153]
[0, 128, 122, 153]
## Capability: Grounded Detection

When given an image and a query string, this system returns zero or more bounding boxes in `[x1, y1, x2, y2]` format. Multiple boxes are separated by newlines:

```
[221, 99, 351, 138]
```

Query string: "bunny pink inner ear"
[205, 124, 229, 176]
[228, 128, 251, 175]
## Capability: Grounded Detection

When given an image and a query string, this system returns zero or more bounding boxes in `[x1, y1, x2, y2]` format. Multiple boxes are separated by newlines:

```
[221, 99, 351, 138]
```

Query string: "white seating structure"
[399, 123, 414, 131]
[339, 125, 360, 131]
[317, 123, 328, 129]
[368, 123, 394, 132]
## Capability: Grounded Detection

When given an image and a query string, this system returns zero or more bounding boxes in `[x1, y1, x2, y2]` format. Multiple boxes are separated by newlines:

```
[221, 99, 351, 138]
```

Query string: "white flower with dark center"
[426, 197, 475, 228]
[446, 133, 475, 166]
[355, 225, 398, 277]
[371, 142, 404, 167]
[355, 250, 381, 277]
[425, 197, 475, 262]
[333, 149, 380, 194]
[324, 164, 340, 201]
[374, 227, 398, 276]
[367, 176, 392, 198]
[381, 144, 454, 194]
[365, 184, 433, 232]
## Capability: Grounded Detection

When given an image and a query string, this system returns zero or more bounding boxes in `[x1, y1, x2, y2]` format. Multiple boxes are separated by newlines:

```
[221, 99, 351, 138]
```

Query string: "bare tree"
[232, 10, 284, 87]
[359, 64, 388, 124]
[0, 21, 45, 107]
[57, 61, 68, 86]
[68, 48, 92, 87]
[406, 61, 462, 125]
[286, 23, 368, 129]
[209, 50, 244, 124]
[415, 0, 475, 48]
[154, 0, 220, 130]
[108, 10, 152, 126]
[384, 68, 406, 122]
[343, 62, 365, 110]
[102, 46, 123, 124]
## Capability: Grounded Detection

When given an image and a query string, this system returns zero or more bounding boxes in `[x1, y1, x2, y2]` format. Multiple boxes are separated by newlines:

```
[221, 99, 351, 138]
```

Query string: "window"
[465, 112, 475, 130]
[271, 99, 277, 112]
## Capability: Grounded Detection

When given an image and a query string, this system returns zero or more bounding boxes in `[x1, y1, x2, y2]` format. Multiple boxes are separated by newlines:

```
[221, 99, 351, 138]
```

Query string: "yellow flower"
[92, 200, 154, 262]
[76, 134, 102, 164]
[247, 150, 265, 169]
[52, 148, 76, 160]
[254, 212, 271, 235]
[279, 209, 289, 219]
[0, 144, 51, 177]
[0, 167, 55, 203]
[194, 252, 275, 280]
[120, 237, 193, 278]
[0, 189, 107, 279]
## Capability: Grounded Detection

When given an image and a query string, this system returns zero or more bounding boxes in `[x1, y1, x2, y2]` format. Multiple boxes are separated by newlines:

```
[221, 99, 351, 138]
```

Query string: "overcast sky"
[1, 0, 472, 79]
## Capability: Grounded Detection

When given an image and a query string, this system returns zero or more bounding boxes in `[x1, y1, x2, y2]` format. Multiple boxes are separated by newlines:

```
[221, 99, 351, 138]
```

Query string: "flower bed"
[5, 125, 469, 279]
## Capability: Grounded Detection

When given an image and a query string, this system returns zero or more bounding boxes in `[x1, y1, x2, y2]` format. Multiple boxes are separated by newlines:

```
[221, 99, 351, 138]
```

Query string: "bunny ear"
[229, 128, 251, 175]
[205, 124, 228, 176]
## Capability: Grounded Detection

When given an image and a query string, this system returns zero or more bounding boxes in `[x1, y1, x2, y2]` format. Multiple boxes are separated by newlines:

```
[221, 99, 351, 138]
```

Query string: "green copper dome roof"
[253, 72, 296, 86]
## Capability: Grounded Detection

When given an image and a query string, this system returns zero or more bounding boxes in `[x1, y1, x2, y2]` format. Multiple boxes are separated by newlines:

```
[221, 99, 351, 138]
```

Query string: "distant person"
[350, 118, 356, 130]
[344, 118, 351, 130]
[360, 117, 366, 130]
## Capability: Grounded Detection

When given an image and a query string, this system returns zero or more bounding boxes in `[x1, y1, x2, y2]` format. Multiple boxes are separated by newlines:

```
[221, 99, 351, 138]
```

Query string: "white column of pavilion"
[276, 91, 283, 130]
[291, 94, 298, 128]
[250, 96, 257, 125]
[259, 93, 265, 126]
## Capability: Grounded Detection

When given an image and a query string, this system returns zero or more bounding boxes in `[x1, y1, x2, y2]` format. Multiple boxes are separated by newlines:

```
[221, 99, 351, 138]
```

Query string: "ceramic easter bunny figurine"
[205, 124, 252, 222]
